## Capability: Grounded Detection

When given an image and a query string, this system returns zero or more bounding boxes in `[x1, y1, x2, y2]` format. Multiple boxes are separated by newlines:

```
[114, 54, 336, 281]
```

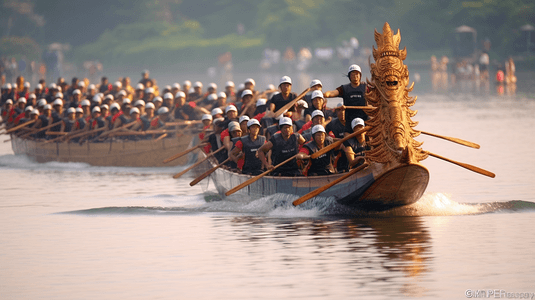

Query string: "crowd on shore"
[0, 65, 371, 176]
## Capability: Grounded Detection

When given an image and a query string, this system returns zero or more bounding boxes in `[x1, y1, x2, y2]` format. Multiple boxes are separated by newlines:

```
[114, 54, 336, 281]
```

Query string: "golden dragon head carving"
[365, 22, 428, 164]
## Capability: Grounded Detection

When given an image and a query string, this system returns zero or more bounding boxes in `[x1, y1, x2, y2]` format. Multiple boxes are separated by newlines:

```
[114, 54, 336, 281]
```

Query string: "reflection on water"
[224, 215, 432, 297]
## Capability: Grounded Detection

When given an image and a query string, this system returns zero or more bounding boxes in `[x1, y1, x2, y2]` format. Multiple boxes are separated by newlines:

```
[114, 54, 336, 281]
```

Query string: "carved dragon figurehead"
[365, 22, 428, 164]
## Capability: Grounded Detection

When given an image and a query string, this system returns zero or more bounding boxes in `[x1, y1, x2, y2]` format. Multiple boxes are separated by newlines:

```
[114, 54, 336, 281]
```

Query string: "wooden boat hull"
[202, 155, 429, 211]
[10, 134, 196, 167]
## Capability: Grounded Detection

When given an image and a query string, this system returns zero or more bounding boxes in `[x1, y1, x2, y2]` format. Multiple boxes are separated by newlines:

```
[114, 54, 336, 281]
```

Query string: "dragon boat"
[193, 23, 434, 211]
[9, 122, 203, 167]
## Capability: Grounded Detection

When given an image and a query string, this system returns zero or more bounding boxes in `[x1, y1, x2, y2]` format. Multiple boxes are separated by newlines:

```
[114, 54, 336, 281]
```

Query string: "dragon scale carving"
[365, 23, 428, 164]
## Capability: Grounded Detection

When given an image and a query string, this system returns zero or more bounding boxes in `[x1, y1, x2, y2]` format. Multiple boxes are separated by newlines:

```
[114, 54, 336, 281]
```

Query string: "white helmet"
[311, 110, 324, 119]
[247, 119, 261, 128]
[31, 109, 39, 115]
[351, 118, 365, 129]
[145, 102, 155, 109]
[297, 100, 308, 108]
[207, 93, 218, 101]
[78, 81, 86, 87]
[256, 98, 267, 107]
[110, 103, 121, 111]
[208, 83, 217, 90]
[225, 81, 234, 87]
[130, 107, 140, 115]
[211, 108, 223, 116]
[217, 92, 227, 99]
[164, 92, 174, 100]
[279, 117, 292, 127]
[67, 107, 76, 114]
[311, 90, 324, 100]
[279, 76, 292, 85]
[81, 99, 91, 107]
[25, 105, 34, 112]
[245, 78, 256, 86]
[202, 114, 213, 121]
[92, 106, 101, 113]
[239, 115, 250, 124]
[348, 64, 361, 73]
[241, 89, 253, 98]
[225, 105, 237, 113]
[157, 107, 169, 115]
[52, 99, 63, 106]
[193, 81, 203, 88]
[24, 82, 30, 88]
[309, 79, 322, 87]
[134, 100, 145, 107]
[311, 125, 326, 135]
[75, 107, 84, 113]
[175, 91, 186, 99]
[152, 96, 163, 103]
[17, 97, 27, 104]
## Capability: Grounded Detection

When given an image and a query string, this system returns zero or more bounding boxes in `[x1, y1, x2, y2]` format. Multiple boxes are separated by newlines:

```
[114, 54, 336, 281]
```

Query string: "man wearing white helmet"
[1, 83, 12, 105]
[107, 103, 122, 130]
[299, 109, 326, 142]
[221, 121, 243, 170]
[134, 83, 145, 100]
[173, 91, 207, 120]
[229, 118, 265, 175]
[128, 108, 145, 133]
[1, 99, 14, 125]
[134, 99, 146, 116]
[140, 102, 156, 131]
[182, 80, 192, 97]
[65, 77, 79, 100]
[143, 87, 155, 103]
[31, 103, 53, 139]
[304, 90, 328, 122]
[202, 117, 228, 163]
[258, 117, 306, 176]
[211, 107, 224, 119]
[50, 99, 64, 132]
[34, 83, 45, 99]
[224, 81, 236, 102]
[60, 107, 77, 133]
[189, 81, 203, 101]
[14, 97, 27, 115]
[98, 76, 110, 94]
[342, 118, 369, 168]
[252, 98, 268, 123]
[74, 107, 87, 131]
[303, 79, 323, 111]
[209, 92, 227, 111]
[69, 89, 82, 109]
[14, 105, 34, 127]
[269, 75, 297, 113]
[149, 106, 171, 130]
[236, 89, 255, 116]
[323, 64, 369, 133]
[296, 125, 336, 176]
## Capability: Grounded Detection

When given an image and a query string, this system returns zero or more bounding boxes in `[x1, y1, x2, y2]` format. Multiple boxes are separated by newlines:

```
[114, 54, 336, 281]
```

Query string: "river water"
[1, 85, 534, 299]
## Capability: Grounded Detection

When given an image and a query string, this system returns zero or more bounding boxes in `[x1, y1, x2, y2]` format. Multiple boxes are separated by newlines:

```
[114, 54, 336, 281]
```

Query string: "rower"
[107, 103, 121, 130]
[303, 79, 323, 118]
[60, 107, 76, 133]
[343, 118, 369, 168]
[69, 89, 82, 108]
[230, 119, 265, 175]
[224, 81, 235, 102]
[14, 97, 26, 115]
[133, 100, 146, 116]
[140, 102, 155, 131]
[152, 96, 163, 111]
[224, 121, 242, 170]
[252, 98, 268, 122]
[299, 109, 326, 141]
[323, 64, 369, 134]
[210, 92, 227, 112]
[74, 107, 86, 131]
[204, 118, 227, 163]
[296, 125, 336, 176]
[189, 81, 203, 101]
[134, 83, 144, 101]
[211, 107, 223, 119]
[269, 76, 297, 113]
[15, 106, 33, 126]
[238, 115, 249, 134]
[182, 80, 191, 99]
[304, 90, 328, 121]
[149, 107, 171, 130]
[50, 99, 64, 132]
[294, 99, 308, 131]
[257, 117, 306, 177]
[32, 104, 52, 139]
[326, 103, 349, 172]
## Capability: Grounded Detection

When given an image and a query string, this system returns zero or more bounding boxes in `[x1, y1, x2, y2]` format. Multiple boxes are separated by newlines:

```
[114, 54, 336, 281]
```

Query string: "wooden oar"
[173, 146, 225, 179]
[19, 120, 63, 139]
[427, 151, 495, 178]
[89, 122, 137, 141]
[419, 130, 480, 149]
[189, 157, 231, 186]
[4, 119, 36, 134]
[225, 154, 299, 196]
[310, 126, 371, 159]
[344, 106, 377, 111]
[45, 131, 68, 136]
[273, 88, 310, 119]
[292, 163, 369, 206]
[164, 143, 209, 164]
[152, 133, 168, 142]
[164, 120, 203, 127]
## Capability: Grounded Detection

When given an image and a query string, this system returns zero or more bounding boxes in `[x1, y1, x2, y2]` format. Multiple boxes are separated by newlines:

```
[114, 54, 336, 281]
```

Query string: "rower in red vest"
[296, 125, 336, 176]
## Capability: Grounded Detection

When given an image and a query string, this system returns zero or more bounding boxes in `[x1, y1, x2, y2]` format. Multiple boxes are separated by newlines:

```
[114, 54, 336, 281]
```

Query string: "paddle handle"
[5, 119, 36, 133]
[190, 157, 231, 186]
[273, 88, 310, 118]
[344, 106, 377, 111]
[292, 163, 369, 206]
[164, 143, 207, 164]
[310, 126, 370, 159]
[173, 146, 226, 179]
